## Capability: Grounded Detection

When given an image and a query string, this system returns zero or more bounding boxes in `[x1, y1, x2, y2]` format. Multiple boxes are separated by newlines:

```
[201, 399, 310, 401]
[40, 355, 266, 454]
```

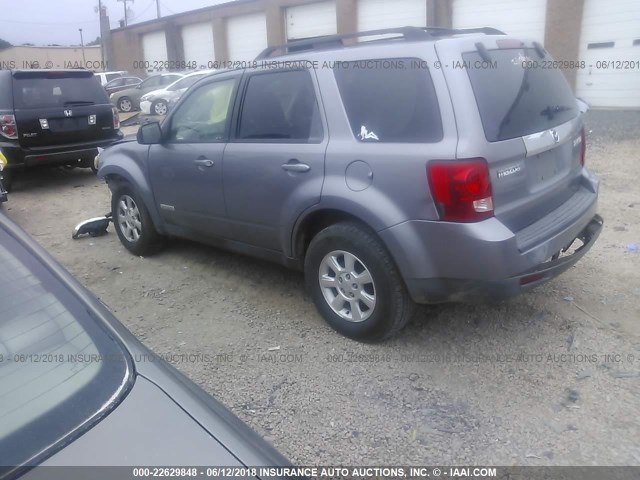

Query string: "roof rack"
[256, 26, 506, 60]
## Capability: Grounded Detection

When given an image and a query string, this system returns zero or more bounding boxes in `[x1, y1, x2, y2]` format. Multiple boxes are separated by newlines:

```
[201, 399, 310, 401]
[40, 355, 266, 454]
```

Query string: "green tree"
[87, 36, 101, 46]
[0, 38, 13, 50]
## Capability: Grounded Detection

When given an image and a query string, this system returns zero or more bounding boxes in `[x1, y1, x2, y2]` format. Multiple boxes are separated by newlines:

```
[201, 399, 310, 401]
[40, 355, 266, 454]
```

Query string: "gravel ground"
[3, 110, 640, 466]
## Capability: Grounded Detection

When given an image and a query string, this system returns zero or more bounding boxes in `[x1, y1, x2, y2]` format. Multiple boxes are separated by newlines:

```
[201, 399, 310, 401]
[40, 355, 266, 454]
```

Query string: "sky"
[0, 0, 235, 46]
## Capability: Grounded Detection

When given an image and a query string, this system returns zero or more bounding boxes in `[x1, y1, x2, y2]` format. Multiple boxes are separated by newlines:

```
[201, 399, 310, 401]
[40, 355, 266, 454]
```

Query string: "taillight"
[0, 114, 18, 140]
[579, 127, 586, 167]
[112, 106, 120, 129]
[427, 158, 494, 222]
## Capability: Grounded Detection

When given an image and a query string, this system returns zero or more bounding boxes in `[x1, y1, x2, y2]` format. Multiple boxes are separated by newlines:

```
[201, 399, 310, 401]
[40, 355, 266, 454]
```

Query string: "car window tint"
[0, 229, 130, 469]
[333, 58, 443, 143]
[463, 49, 578, 142]
[237, 70, 322, 143]
[125, 78, 140, 85]
[108, 78, 124, 88]
[168, 78, 236, 143]
[12, 74, 108, 109]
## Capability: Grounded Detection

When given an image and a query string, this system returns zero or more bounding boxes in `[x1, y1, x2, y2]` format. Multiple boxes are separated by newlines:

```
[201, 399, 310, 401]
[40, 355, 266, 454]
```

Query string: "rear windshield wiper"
[540, 105, 571, 120]
[63, 100, 95, 106]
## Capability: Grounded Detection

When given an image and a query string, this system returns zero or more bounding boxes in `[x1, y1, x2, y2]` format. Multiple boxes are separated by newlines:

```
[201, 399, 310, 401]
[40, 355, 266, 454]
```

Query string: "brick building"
[109, 0, 640, 108]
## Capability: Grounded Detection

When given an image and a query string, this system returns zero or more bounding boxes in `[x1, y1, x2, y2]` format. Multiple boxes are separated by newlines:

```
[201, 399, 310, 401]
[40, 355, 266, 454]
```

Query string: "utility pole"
[156, 0, 161, 19]
[117, 0, 133, 27]
[98, 0, 105, 70]
[79, 28, 86, 66]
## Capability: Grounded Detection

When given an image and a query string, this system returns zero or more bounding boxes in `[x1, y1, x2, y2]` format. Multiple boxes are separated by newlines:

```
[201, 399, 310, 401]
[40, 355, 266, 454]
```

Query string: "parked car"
[98, 27, 603, 342]
[0, 69, 123, 191]
[0, 212, 291, 476]
[94, 70, 127, 86]
[110, 73, 184, 113]
[104, 76, 142, 96]
[140, 70, 214, 116]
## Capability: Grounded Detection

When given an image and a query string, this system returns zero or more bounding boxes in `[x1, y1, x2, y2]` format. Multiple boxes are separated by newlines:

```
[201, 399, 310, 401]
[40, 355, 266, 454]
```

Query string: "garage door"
[576, 0, 640, 108]
[452, 0, 547, 42]
[182, 22, 215, 70]
[286, 1, 337, 40]
[142, 30, 168, 72]
[227, 13, 268, 62]
[357, 0, 427, 32]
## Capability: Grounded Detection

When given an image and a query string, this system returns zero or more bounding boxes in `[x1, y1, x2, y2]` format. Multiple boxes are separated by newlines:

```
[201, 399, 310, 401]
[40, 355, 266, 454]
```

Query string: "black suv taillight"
[0, 113, 18, 140]
[427, 158, 494, 222]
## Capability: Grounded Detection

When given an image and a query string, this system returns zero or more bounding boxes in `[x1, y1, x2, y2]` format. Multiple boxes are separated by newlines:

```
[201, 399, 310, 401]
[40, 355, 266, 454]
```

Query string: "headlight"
[0, 150, 7, 171]
[141, 94, 153, 101]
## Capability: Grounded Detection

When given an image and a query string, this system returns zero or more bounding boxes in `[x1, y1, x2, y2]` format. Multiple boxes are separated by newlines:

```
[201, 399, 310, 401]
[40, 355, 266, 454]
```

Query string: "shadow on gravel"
[8, 166, 97, 194]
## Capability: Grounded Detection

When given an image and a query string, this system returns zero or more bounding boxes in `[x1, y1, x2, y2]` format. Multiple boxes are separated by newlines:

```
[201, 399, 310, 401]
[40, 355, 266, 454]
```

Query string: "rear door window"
[12, 71, 108, 109]
[333, 58, 443, 143]
[463, 48, 578, 142]
[236, 69, 322, 143]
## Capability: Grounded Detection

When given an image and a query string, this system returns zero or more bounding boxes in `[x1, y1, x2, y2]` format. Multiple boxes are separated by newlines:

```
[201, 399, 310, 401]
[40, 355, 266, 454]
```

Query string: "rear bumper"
[379, 169, 602, 304]
[0, 133, 123, 169]
[403, 214, 602, 303]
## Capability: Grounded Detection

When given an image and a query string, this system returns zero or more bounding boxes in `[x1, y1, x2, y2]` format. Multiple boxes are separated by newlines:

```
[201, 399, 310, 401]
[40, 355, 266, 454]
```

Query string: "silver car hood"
[33, 376, 242, 467]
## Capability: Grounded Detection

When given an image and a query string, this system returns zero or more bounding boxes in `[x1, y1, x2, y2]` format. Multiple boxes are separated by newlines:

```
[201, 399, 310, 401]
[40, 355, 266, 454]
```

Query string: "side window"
[106, 73, 121, 82]
[237, 70, 322, 143]
[109, 78, 124, 87]
[333, 58, 443, 143]
[167, 78, 236, 143]
[143, 76, 161, 89]
[125, 78, 140, 85]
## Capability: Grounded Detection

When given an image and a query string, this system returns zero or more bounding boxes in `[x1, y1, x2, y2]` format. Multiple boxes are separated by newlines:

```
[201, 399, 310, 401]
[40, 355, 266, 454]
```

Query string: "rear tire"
[112, 185, 163, 256]
[1, 168, 14, 193]
[304, 222, 414, 342]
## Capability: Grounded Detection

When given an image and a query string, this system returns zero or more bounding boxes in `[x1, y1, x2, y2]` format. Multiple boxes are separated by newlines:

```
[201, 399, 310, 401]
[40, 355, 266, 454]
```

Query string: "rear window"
[12, 71, 108, 109]
[464, 49, 578, 142]
[0, 227, 131, 470]
[334, 58, 443, 143]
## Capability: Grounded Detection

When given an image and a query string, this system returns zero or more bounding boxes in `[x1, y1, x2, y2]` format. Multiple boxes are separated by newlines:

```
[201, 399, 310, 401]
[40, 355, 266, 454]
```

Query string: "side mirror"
[137, 121, 163, 145]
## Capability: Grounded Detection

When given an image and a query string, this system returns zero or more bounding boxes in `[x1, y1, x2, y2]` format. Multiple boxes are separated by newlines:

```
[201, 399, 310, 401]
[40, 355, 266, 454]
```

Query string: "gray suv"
[98, 27, 603, 342]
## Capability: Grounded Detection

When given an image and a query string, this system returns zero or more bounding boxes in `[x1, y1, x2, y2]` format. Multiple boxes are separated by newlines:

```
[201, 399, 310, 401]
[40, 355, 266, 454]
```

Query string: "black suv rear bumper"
[0, 133, 123, 169]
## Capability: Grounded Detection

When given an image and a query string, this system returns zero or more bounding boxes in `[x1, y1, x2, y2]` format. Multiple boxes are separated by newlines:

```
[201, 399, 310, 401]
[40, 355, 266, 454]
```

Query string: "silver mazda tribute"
[98, 27, 603, 342]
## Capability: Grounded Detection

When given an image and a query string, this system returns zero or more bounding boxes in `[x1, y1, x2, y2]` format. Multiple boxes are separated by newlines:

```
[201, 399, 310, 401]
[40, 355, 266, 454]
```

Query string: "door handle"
[194, 159, 214, 167]
[281, 160, 310, 173]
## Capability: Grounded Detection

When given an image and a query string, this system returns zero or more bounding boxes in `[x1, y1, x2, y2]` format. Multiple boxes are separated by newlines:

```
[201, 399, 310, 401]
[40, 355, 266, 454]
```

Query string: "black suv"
[0, 69, 123, 191]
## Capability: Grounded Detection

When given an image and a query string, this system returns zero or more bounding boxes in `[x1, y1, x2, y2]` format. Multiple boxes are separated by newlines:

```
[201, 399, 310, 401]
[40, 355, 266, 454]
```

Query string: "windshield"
[464, 48, 578, 142]
[0, 227, 131, 469]
[12, 72, 109, 109]
[168, 74, 204, 92]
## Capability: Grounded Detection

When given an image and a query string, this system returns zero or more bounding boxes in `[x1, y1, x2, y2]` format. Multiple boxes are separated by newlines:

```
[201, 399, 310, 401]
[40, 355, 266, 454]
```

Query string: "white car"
[95, 71, 128, 86]
[140, 70, 214, 116]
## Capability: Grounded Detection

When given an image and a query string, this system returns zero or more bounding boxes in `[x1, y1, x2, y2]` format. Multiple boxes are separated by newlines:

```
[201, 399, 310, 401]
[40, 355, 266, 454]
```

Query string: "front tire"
[304, 222, 414, 342]
[112, 185, 163, 256]
[152, 100, 168, 116]
[118, 97, 133, 113]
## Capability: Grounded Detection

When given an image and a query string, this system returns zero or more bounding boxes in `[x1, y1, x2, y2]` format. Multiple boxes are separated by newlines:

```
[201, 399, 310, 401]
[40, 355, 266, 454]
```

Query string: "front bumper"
[139, 100, 152, 116]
